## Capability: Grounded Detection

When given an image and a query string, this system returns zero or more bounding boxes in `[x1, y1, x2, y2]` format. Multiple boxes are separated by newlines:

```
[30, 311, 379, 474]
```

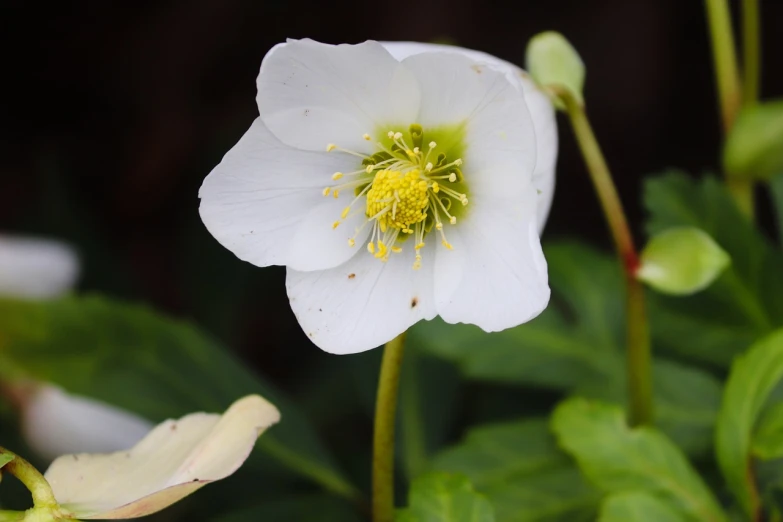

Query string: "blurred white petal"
[0, 235, 80, 299]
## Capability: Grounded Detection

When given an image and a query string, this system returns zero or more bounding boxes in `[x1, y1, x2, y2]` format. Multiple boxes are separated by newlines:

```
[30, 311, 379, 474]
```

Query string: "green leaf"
[552, 398, 726, 522]
[412, 241, 722, 457]
[398, 473, 495, 522]
[599, 492, 689, 522]
[637, 227, 730, 295]
[431, 420, 599, 521]
[0, 295, 357, 500]
[644, 171, 783, 366]
[723, 100, 783, 181]
[716, 328, 783, 519]
[753, 403, 783, 460]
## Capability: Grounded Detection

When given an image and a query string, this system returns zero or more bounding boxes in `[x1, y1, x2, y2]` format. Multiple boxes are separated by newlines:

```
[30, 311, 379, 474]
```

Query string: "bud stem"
[0, 447, 58, 509]
[553, 86, 653, 427]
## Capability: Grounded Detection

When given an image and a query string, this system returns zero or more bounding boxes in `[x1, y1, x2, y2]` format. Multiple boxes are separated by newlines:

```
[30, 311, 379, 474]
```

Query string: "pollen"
[366, 170, 429, 232]
[323, 127, 468, 268]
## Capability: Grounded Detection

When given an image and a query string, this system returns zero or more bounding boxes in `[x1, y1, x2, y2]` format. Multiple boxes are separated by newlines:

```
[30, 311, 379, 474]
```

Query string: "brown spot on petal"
[348, 273, 356, 279]
[411, 297, 418, 308]
[471, 64, 483, 74]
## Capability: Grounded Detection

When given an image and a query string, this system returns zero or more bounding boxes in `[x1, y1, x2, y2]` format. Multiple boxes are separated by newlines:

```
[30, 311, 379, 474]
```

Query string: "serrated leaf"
[717, 329, 783, 519]
[398, 473, 495, 522]
[551, 398, 726, 522]
[599, 492, 688, 522]
[431, 420, 599, 521]
[0, 295, 356, 500]
[412, 241, 722, 457]
[752, 403, 783, 460]
[644, 172, 783, 366]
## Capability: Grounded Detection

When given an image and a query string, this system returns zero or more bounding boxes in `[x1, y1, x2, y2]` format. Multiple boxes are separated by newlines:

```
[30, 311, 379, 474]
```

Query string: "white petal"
[401, 51, 536, 199]
[382, 42, 558, 231]
[19, 385, 153, 462]
[45, 395, 280, 519]
[257, 39, 420, 152]
[286, 244, 437, 354]
[199, 118, 370, 272]
[0, 235, 79, 299]
[434, 189, 550, 331]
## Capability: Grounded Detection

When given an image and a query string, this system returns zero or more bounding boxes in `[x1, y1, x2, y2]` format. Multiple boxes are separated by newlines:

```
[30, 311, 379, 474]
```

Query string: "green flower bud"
[723, 99, 783, 181]
[637, 227, 730, 296]
[525, 31, 585, 108]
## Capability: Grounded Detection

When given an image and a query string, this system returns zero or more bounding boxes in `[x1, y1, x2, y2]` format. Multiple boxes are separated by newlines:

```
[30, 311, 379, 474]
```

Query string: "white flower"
[199, 39, 558, 354]
[43, 395, 280, 519]
[0, 235, 79, 299]
[13, 384, 154, 462]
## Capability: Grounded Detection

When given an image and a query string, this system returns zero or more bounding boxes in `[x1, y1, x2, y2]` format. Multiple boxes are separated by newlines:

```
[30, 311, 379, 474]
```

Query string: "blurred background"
[2, 0, 783, 504]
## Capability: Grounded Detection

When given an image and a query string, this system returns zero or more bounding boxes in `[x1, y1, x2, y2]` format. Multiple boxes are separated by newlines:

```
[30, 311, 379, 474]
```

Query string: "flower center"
[325, 124, 468, 270]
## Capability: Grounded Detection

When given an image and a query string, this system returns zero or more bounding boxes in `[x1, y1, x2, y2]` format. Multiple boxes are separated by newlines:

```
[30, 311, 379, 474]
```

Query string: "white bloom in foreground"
[44, 395, 280, 519]
[200, 39, 558, 354]
[16, 384, 154, 462]
[0, 235, 79, 299]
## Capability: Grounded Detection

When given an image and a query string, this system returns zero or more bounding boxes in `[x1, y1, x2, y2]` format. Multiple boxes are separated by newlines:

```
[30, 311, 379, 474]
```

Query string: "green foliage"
[723, 100, 783, 181]
[396, 473, 495, 522]
[644, 172, 783, 367]
[598, 492, 689, 522]
[752, 403, 783, 460]
[430, 420, 599, 521]
[637, 227, 730, 295]
[411, 241, 722, 457]
[716, 329, 783, 519]
[0, 295, 356, 500]
[551, 398, 726, 522]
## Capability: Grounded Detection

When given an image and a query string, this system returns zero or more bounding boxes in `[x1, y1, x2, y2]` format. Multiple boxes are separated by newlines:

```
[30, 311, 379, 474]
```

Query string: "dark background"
[2, 0, 782, 412]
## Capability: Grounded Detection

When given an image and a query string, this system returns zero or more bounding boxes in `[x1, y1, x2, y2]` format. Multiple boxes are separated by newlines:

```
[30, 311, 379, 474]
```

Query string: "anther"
[348, 238, 355, 247]
[391, 246, 402, 254]
[367, 242, 375, 254]
[425, 163, 433, 172]
[454, 159, 463, 166]
[363, 133, 371, 141]
[393, 132, 403, 140]
[322, 187, 331, 197]
[448, 173, 457, 182]
[326, 144, 337, 152]
[429, 141, 437, 149]
[332, 172, 344, 180]
[332, 221, 340, 229]
[435, 222, 443, 231]
[415, 242, 425, 250]
[450, 216, 457, 225]
[341, 207, 350, 219]
[365, 165, 374, 173]
[442, 240, 453, 250]
[387, 131, 395, 138]
[461, 197, 468, 205]
[333, 190, 340, 199]
[432, 182, 440, 193]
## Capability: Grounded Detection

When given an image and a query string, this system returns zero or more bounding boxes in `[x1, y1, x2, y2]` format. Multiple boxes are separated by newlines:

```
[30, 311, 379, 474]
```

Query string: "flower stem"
[704, 0, 756, 220]
[741, 0, 760, 106]
[555, 86, 653, 426]
[372, 332, 406, 522]
[0, 447, 58, 508]
[704, 0, 742, 133]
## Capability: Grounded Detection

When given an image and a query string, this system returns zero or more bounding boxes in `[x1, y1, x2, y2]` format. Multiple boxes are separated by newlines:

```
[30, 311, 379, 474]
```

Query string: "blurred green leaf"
[210, 494, 361, 522]
[716, 329, 783, 519]
[397, 472, 495, 522]
[771, 174, 783, 246]
[723, 100, 783, 181]
[644, 171, 783, 366]
[0, 295, 357, 501]
[599, 492, 688, 522]
[431, 419, 599, 521]
[753, 403, 783, 460]
[412, 241, 722, 457]
[637, 227, 730, 296]
[552, 398, 726, 522]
